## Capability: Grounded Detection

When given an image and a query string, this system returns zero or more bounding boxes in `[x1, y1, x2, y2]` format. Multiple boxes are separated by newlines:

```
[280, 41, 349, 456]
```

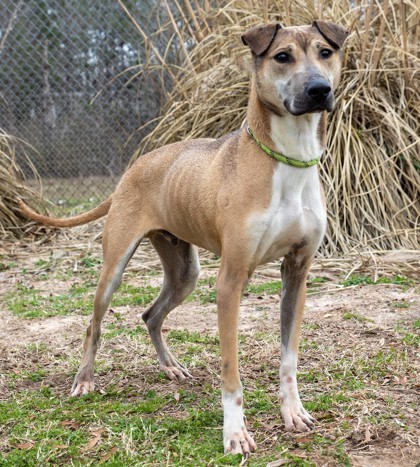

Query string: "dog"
[19, 21, 348, 457]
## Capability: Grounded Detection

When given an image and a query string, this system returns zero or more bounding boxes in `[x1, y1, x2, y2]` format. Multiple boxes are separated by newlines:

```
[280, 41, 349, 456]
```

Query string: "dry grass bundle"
[128, 0, 419, 256]
[0, 129, 45, 238]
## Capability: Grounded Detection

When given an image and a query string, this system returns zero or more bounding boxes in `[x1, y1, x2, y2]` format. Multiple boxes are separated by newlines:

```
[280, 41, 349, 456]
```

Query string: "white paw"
[223, 389, 256, 455]
[281, 400, 315, 431]
[71, 381, 95, 397]
[280, 352, 315, 431]
[224, 426, 256, 455]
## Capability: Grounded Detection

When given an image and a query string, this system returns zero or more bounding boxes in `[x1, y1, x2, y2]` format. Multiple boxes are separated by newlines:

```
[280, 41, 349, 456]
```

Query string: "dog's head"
[242, 21, 348, 116]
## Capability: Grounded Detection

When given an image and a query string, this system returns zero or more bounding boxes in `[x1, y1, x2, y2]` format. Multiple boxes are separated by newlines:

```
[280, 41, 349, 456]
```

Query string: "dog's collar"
[246, 126, 320, 168]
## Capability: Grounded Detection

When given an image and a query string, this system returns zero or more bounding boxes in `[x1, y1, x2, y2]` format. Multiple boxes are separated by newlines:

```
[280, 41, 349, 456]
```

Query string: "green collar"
[246, 126, 321, 168]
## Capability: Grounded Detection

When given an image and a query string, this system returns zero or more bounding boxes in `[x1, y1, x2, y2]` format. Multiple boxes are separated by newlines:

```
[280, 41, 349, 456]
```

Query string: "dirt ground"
[0, 231, 419, 466]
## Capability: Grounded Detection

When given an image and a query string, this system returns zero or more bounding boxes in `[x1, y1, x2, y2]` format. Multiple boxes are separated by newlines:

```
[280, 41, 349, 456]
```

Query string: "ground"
[0, 223, 419, 466]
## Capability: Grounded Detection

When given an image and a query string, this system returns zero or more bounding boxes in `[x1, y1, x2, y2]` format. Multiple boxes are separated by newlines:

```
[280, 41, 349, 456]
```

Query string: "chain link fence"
[0, 0, 167, 206]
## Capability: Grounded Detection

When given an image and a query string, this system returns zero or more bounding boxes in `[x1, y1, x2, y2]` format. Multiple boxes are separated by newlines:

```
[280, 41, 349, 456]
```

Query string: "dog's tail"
[18, 196, 112, 228]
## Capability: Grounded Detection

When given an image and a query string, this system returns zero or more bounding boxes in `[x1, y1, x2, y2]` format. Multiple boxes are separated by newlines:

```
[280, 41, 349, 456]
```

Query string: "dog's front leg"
[217, 259, 256, 455]
[279, 254, 315, 432]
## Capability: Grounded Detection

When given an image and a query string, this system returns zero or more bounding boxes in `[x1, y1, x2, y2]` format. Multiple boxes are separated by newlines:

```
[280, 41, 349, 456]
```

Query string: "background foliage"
[134, 0, 420, 255]
[1, 0, 419, 254]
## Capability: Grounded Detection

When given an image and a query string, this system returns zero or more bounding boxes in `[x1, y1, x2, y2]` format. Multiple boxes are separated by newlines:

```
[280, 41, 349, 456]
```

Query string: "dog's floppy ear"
[312, 21, 348, 49]
[241, 23, 281, 56]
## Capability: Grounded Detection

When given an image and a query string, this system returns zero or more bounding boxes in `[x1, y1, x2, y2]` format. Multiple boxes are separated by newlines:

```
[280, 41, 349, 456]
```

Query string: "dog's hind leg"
[142, 232, 200, 382]
[71, 214, 144, 397]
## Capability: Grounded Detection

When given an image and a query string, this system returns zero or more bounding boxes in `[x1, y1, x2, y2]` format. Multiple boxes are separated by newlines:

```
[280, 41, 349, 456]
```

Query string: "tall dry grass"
[0, 130, 44, 237]
[127, 0, 419, 256]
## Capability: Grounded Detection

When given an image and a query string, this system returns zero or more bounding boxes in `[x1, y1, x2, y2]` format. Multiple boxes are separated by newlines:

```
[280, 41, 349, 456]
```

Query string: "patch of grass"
[26, 342, 48, 353]
[393, 300, 411, 309]
[24, 368, 48, 383]
[2, 245, 418, 466]
[246, 280, 282, 295]
[1, 316, 417, 466]
[34, 258, 50, 268]
[296, 435, 350, 466]
[342, 312, 372, 322]
[4, 284, 95, 318]
[112, 283, 160, 307]
[300, 365, 365, 391]
[103, 323, 148, 339]
[246, 389, 274, 415]
[0, 260, 17, 271]
[0, 384, 243, 466]
[308, 276, 330, 285]
[189, 278, 283, 304]
[80, 255, 102, 269]
[4, 281, 161, 319]
[401, 333, 420, 347]
[340, 274, 413, 287]
[188, 277, 217, 304]
[305, 392, 350, 413]
[300, 345, 411, 392]
[362, 348, 405, 380]
[1, 378, 294, 466]
[167, 329, 219, 346]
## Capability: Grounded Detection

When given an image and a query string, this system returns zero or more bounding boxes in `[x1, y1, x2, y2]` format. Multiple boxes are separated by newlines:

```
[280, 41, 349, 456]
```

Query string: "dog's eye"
[320, 49, 333, 59]
[274, 52, 290, 63]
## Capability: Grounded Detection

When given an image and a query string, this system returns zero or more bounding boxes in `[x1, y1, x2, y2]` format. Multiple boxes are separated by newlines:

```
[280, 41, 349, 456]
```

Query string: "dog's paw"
[70, 381, 95, 397]
[223, 389, 256, 456]
[224, 427, 256, 456]
[281, 401, 315, 432]
[159, 364, 192, 382]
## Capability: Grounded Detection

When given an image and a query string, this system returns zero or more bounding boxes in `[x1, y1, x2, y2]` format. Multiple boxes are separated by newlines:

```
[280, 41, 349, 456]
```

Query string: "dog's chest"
[248, 165, 326, 265]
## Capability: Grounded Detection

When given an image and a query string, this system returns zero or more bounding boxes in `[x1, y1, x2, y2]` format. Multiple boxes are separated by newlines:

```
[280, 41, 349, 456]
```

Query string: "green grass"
[7, 276, 283, 317]
[0, 333, 287, 467]
[0, 397, 239, 466]
[247, 280, 282, 295]
[0, 260, 17, 272]
[395, 321, 420, 347]
[1, 314, 417, 465]
[2, 247, 418, 465]
[113, 283, 161, 307]
[340, 274, 413, 287]
[188, 278, 284, 305]
[401, 333, 420, 347]
[4, 284, 96, 318]
[103, 323, 148, 340]
[393, 300, 411, 309]
[6, 271, 349, 319]
[4, 282, 161, 319]
[188, 277, 217, 304]
[342, 312, 372, 322]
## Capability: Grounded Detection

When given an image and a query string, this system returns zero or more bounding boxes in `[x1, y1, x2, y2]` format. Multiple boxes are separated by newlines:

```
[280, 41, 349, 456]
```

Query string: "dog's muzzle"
[284, 77, 334, 116]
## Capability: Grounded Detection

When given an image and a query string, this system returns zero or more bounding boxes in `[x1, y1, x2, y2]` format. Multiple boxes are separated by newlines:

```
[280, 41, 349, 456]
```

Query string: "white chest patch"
[248, 164, 326, 265]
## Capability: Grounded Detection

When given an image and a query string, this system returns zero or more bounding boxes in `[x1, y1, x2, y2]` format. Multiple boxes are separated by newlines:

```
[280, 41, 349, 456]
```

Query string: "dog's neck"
[247, 80, 327, 163]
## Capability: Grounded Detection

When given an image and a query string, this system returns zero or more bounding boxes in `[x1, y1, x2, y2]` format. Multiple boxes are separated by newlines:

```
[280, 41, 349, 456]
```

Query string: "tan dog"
[19, 21, 348, 457]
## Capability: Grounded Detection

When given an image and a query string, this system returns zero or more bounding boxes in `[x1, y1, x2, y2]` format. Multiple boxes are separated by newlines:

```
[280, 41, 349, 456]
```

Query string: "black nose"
[307, 81, 331, 100]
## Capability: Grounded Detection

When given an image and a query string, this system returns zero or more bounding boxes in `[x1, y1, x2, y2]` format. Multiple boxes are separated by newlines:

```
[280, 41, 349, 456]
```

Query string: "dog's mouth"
[284, 97, 334, 116]
[283, 76, 335, 116]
